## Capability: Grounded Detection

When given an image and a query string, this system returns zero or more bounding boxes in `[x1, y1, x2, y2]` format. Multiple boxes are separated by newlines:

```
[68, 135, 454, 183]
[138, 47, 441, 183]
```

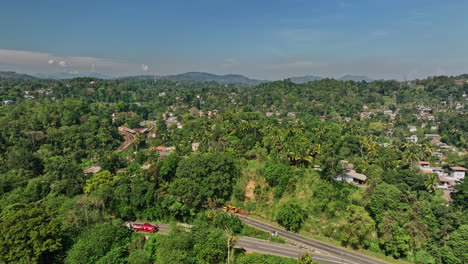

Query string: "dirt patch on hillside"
[244, 179, 256, 200]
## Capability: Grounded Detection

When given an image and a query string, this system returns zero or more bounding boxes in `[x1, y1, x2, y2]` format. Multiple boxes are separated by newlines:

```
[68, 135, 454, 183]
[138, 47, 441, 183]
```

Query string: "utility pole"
[225, 228, 233, 264]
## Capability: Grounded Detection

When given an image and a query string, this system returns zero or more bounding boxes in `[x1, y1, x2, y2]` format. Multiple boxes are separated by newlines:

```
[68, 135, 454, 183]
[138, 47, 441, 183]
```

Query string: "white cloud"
[0, 49, 148, 76]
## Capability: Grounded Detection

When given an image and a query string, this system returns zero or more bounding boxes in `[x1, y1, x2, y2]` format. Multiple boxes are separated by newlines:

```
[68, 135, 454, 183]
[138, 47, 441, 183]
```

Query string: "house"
[360, 112, 371, 119]
[150, 146, 167, 151]
[408, 126, 417, 132]
[450, 167, 467, 181]
[3, 100, 14, 105]
[150, 146, 175, 158]
[335, 170, 367, 185]
[141, 163, 151, 170]
[266, 112, 274, 117]
[425, 134, 441, 141]
[287, 112, 297, 119]
[383, 110, 393, 115]
[191, 142, 200, 152]
[454, 78, 468, 85]
[418, 161, 431, 169]
[431, 125, 439, 131]
[84, 165, 101, 174]
[438, 177, 455, 189]
[334, 161, 367, 185]
[406, 135, 418, 143]
[159, 147, 176, 158]
[431, 167, 446, 177]
[439, 143, 457, 151]
[320, 116, 327, 121]
[417, 105, 432, 112]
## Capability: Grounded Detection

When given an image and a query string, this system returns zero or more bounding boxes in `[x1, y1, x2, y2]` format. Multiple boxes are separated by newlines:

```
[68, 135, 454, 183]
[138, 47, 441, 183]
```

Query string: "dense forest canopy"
[0, 75, 466, 264]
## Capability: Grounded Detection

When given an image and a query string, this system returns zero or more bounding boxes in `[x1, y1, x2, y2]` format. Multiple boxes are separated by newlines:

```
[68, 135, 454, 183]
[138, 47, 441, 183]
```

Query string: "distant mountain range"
[118, 72, 266, 86]
[34, 72, 114, 80]
[1, 70, 374, 84]
[0, 71, 37, 80]
[337, 75, 374, 82]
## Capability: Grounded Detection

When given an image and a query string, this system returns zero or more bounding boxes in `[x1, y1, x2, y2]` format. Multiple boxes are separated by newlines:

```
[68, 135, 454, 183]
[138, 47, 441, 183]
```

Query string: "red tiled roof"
[150, 146, 167, 151]
[450, 166, 467, 171]
[132, 128, 145, 132]
[419, 161, 430, 165]
[422, 169, 433, 174]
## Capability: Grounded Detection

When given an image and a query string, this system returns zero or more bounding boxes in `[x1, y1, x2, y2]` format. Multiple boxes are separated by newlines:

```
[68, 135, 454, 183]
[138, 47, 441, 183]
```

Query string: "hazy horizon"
[1, 0, 467, 81]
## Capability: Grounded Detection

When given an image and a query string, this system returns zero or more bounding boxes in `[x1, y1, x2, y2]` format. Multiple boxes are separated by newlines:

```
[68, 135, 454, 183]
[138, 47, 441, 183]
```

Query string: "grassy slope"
[232, 159, 411, 264]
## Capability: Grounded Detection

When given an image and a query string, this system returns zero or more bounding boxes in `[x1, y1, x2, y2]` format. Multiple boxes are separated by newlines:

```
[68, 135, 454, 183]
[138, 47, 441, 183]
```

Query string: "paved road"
[235, 237, 355, 264]
[238, 215, 391, 264]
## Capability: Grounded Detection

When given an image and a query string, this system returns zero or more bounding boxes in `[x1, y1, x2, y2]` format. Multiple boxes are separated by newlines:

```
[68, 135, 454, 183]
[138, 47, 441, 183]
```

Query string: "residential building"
[450, 167, 467, 181]
[406, 135, 418, 143]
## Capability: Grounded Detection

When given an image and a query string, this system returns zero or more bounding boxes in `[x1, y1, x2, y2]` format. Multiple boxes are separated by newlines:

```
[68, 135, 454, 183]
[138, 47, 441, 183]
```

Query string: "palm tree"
[424, 173, 439, 193]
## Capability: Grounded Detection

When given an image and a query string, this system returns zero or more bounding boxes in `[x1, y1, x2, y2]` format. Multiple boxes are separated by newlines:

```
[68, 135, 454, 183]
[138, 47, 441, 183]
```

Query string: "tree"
[0, 203, 64, 263]
[424, 173, 439, 193]
[451, 178, 468, 208]
[65, 223, 131, 264]
[99, 151, 126, 174]
[169, 152, 240, 208]
[299, 253, 319, 264]
[447, 225, 468, 264]
[368, 183, 402, 223]
[341, 205, 376, 249]
[84, 170, 114, 194]
[146, 228, 195, 264]
[276, 200, 308, 232]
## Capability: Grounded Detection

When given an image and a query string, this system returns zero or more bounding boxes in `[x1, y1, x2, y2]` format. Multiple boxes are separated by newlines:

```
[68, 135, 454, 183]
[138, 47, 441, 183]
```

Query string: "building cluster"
[163, 112, 183, 128]
[418, 161, 466, 190]
[360, 105, 396, 120]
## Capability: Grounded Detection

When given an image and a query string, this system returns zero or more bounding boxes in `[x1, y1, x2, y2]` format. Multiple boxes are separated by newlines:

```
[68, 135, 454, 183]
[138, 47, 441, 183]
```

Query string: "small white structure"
[191, 142, 200, 152]
[408, 126, 417, 132]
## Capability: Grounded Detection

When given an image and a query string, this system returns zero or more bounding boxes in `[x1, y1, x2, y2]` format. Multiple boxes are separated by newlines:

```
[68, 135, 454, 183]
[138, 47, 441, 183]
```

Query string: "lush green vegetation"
[0, 75, 466, 263]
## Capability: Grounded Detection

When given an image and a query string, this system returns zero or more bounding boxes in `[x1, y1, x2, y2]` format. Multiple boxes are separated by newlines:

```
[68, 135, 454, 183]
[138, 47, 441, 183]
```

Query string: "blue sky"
[1, 0, 467, 80]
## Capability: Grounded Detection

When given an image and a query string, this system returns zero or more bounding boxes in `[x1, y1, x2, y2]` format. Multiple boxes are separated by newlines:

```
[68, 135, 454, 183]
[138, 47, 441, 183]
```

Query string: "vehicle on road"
[223, 205, 239, 213]
[126, 222, 159, 233]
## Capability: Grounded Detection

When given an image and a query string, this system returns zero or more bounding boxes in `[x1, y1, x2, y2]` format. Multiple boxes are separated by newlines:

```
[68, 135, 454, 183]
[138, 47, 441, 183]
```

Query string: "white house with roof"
[450, 167, 467, 181]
